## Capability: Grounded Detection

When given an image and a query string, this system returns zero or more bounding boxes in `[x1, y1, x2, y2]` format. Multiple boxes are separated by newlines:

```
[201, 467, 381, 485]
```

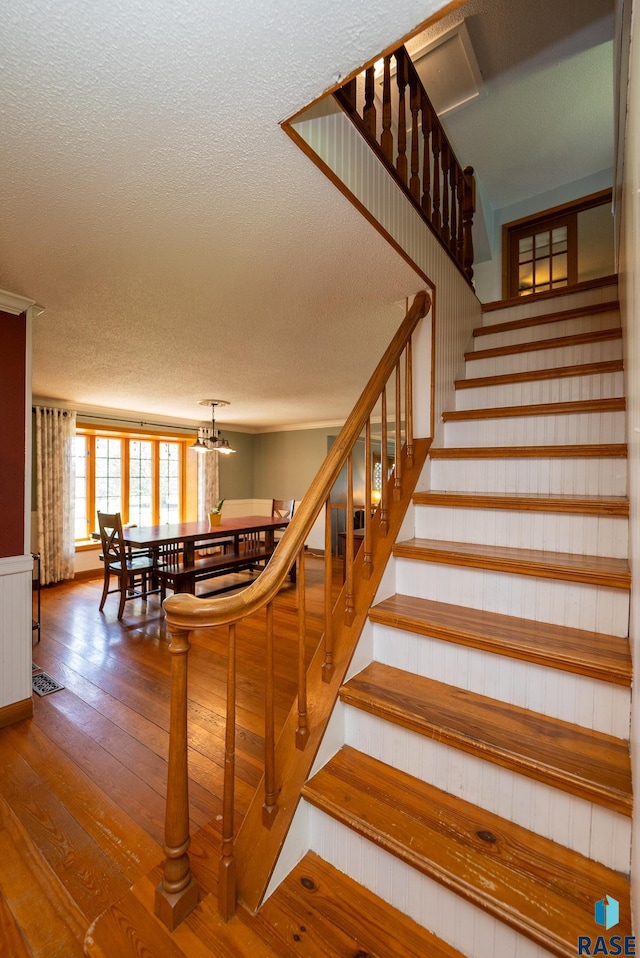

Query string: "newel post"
[155, 625, 199, 930]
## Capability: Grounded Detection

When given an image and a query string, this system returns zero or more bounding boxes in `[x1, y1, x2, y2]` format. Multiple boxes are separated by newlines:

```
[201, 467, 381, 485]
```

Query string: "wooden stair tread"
[341, 662, 632, 813]
[252, 852, 466, 958]
[455, 358, 623, 390]
[302, 747, 632, 958]
[465, 326, 621, 362]
[473, 300, 619, 338]
[392, 537, 631, 589]
[369, 593, 632, 685]
[413, 490, 629, 516]
[442, 397, 625, 421]
[429, 442, 627, 458]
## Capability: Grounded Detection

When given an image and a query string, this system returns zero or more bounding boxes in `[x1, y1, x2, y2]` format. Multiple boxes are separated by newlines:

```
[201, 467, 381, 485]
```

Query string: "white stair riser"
[344, 708, 631, 871]
[455, 370, 624, 410]
[443, 410, 626, 447]
[414, 504, 628, 557]
[430, 456, 627, 496]
[465, 338, 621, 378]
[474, 310, 620, 351]
[306, 806, 558, 958]
[481, 287, 618, 327]
[372, 621, 630, 735]
[394, 557, 629, 636]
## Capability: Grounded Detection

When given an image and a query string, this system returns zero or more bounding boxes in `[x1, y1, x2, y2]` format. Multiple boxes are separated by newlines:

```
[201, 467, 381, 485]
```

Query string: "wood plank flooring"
[0, 561, 329, 957]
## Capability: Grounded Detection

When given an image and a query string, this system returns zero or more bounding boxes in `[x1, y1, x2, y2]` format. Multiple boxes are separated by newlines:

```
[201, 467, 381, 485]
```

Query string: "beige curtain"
[197, 445, 220, 520]
[197, 449, 220, 554]
[34, 406, 76, 584]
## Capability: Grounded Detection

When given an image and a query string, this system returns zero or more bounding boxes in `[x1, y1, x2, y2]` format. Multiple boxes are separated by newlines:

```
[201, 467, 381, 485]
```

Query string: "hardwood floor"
[0, 560, 329, 957]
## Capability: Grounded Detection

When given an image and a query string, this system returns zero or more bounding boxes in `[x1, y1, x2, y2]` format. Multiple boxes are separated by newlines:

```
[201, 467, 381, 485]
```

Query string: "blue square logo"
[595, 895, 619, 931]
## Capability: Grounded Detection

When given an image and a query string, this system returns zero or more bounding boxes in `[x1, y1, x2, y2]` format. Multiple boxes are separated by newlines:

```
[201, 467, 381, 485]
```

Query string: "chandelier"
[191, 399, 236, 455]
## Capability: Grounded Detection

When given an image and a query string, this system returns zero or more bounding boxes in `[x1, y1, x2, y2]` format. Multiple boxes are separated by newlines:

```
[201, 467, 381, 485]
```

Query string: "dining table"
[121, 515, 290, 566]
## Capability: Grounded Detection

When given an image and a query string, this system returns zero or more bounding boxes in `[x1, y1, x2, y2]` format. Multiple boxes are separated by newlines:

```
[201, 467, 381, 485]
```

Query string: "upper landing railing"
[334, 46, 476, 283]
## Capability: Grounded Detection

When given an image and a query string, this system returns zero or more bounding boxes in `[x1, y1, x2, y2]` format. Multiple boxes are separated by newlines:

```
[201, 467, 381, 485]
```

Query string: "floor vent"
[32, 672, 65, 696]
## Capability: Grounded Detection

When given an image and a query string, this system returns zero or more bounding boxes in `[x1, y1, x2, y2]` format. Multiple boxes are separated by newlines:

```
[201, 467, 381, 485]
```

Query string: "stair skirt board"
[472, 312, 620, 351]
[342, 707, 631, 872]
[442, 411, 626, 447]
[394, 558, 629, 637]
[413, 505, 628, 558]
[305, 807, 558, 958]
[464, 340, 621, 379]
[371, 622, 630, 737]
[454, 371, 625, 410]
[429, 457, 627, 496]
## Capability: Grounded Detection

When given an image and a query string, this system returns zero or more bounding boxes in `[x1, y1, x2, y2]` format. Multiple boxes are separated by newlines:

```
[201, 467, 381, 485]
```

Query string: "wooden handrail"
[156, 290, 431, 927]
[334, 46, 475, 283]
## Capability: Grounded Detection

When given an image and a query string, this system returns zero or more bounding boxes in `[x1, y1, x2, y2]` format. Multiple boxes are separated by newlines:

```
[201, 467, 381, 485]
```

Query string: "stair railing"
[334, 46, 476, 283]
[155, 290, 432, 928]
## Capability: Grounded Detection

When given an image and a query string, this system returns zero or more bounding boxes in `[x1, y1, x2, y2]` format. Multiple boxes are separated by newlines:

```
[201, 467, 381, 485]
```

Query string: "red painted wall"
[0, 310, 26, 558]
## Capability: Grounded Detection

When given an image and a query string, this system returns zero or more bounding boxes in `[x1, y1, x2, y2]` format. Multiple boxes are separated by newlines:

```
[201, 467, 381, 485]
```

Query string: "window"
[74, 426, 190, 540]
[507, 213, 577, 297]
[503, 189, 613, 299]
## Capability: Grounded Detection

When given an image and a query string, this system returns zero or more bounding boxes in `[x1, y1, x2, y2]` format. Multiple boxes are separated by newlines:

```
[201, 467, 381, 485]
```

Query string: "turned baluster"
[456, 167, 465, 268]
[409, 74, 421, 202]
[405, 339, 414, 469]
[218, 623, 237, 920]
[155, 627, 200, 929]
[394, 362, 402, 501]
[463, 166, 476, 281]
[363, 65, 377, 139]
[262, 602, 277, 826]
[363, 418, 373, 578]
[344, 453, 355, 624]
[322, 501, 334, 681]
[432, 123, 442, 233]
[380, 387, 389, 536]
[421, 94, 432, 219]
[381, 55, 393, 164]
[441, 141, 450, 246]
[449, 158, 458, 257]
[395, 51, 408, 185]
[296, 549, 309, 747]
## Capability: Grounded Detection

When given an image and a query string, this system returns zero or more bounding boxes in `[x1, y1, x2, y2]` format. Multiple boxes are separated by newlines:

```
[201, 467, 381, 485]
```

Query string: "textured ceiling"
[0, 0, 614, 430]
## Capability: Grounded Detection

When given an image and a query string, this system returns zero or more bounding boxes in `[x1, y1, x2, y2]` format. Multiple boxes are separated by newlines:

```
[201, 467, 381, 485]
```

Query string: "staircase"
[296, 280, 633, 957]
[85, 280, 633, 957]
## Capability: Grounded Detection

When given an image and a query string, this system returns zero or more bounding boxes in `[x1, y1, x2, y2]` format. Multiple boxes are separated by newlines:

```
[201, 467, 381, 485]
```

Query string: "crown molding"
[0, 288, 44, 317]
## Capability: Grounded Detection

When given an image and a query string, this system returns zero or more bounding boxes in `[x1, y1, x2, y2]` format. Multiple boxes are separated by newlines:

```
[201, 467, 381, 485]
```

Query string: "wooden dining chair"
[97, 511, 158, 618]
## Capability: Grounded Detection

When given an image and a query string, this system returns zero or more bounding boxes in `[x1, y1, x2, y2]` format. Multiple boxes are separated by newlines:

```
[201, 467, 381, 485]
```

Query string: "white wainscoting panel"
[0, 555, 33, 709]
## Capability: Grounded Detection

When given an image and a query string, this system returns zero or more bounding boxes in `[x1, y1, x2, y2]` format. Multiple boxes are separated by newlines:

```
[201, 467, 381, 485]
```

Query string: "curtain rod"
[34, 407, 200, 433]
